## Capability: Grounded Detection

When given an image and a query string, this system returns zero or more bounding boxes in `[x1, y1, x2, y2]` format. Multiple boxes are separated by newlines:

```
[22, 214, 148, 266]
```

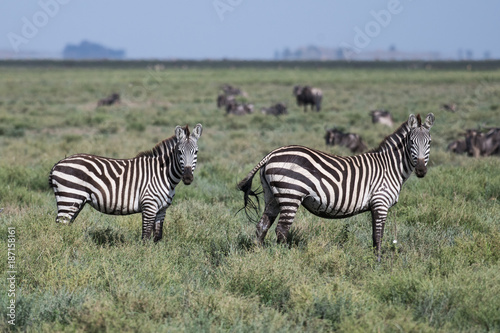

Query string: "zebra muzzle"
[415, 158, 427, 178]
[182, 166, 193, 185]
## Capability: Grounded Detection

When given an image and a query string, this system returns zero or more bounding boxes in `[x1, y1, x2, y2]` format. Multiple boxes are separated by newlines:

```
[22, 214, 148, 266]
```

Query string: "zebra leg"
[370, 206, 388, 262]
[256, 173, 280, 244]
[153, 208, 167, 243]
[50, 176, 90, 224]
[141, 208, 157, 241]
[275, 206, 299, 244]
[55, 197, 87, 224]
[256, 201, 279, 245]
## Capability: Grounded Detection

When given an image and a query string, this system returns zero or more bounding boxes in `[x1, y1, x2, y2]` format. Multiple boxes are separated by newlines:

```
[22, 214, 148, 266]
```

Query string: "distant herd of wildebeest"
[96, 85, 500, 158]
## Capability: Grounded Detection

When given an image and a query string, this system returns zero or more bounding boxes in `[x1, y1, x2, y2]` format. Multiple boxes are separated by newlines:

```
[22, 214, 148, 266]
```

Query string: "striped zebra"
[49, 124, 202, 242]
[238, 114, 434, 260]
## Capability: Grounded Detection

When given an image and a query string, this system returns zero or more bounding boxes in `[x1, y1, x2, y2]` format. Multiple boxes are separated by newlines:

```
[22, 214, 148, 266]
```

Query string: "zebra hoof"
[56, 216, 72, 224]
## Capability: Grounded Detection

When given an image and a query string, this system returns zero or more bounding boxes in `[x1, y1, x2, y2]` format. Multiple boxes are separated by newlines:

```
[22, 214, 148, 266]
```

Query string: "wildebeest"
[97, 93, 120, 107]
[293, 85, 322, 112]
[447, 139, 467, 154]
[226, 100, 254, 115]
[449, 127, 500, 157]
[440, 103, 457, 112]
[216, 84, 248, 109]
[465, 128, 500, 157]
[324, 127, 367, 154]
[261, 103, 288, 116]
[217, 94, 235, 108]
[221, 84, 247, 97]
[370, 109, 394, 127]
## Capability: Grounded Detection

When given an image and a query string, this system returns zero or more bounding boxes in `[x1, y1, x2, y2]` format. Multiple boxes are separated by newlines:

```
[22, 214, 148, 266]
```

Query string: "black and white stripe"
[239, 114, 434, 260]
[49, 124, 202, 241]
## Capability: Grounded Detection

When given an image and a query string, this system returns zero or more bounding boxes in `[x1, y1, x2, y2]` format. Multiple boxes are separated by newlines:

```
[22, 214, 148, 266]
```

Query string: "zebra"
[49, 124, 202, 242]
[238, 114, 434, 261]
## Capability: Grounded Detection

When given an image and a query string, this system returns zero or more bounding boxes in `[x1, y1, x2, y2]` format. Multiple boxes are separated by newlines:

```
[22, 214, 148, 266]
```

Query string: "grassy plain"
[0, 62, 500, 332]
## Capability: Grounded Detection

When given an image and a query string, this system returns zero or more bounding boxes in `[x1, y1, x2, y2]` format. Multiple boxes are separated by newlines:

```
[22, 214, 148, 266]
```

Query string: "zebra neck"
[401, 138, 415, 183]
[134, 141, 181, 186]
[147, 154, 184, 187]
[171, 157, 183, 185]
[374, 122, 414, 185]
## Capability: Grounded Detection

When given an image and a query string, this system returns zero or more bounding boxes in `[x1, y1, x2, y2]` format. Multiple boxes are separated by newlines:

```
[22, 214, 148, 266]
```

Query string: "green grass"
[0, 64, 500, 332]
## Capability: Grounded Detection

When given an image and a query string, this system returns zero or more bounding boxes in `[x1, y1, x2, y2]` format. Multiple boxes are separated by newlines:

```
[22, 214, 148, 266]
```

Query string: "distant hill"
[63, 40, 125, 60]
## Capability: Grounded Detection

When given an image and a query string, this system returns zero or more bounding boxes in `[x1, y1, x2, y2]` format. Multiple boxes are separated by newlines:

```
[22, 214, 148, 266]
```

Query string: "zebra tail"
[236, 172, 261, 223]
[48, 165, 56, 189]
[237, 154, 271, 222]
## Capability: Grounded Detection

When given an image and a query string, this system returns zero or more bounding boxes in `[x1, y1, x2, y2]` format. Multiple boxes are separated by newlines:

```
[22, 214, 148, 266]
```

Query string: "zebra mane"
[136, 125, 192, 158]
[370, 118, 412, 154]
[136, 135, 177, 158]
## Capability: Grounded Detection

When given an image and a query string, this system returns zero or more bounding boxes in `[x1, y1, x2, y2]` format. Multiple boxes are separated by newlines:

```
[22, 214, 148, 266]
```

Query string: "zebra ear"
[423, 113, 435, 130]
[408, 114, 418, 128]
[175, 125, 186, 140]
[191, 124, 203, 140]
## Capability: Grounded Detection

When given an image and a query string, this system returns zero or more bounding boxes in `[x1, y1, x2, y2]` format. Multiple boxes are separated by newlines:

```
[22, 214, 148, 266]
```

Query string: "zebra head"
[408, 113, 435, 178]
[175, 124, 203, 185]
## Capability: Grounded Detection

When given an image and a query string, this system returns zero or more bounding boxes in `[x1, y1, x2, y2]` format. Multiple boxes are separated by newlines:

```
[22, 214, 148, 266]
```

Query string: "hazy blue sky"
[1, 0, 498, 59]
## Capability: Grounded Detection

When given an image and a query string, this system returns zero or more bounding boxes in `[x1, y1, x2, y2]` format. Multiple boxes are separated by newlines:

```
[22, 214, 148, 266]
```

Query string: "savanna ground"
[0, 61, 500, 332]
